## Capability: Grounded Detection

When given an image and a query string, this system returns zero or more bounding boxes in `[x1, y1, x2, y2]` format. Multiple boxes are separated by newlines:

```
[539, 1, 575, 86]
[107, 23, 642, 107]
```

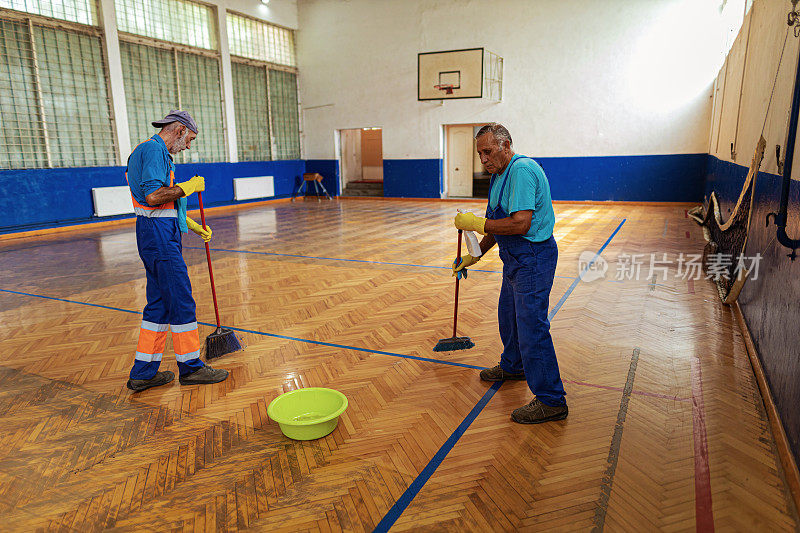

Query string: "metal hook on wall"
[766, 4, 800, 260]
[790, 0, 800, 36]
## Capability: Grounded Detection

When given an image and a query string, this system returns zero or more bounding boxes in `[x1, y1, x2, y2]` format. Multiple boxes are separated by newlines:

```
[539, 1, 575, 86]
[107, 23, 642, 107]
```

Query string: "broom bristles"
[205, 327, 243, 360]
[433, 336, 475, 352]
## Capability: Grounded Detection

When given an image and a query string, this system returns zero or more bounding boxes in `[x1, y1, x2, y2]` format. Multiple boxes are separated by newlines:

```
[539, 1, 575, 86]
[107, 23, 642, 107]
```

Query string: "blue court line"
[0, 289, 142, 315]
[548, 219, 626, 318]
[373, 381, 503, 533]
[372, 218, 627, 532]
[219, 324, 486, 370]
[2, 220, 627, 533]
[185, 245, 578, 280]
[0, 288, 486, 371]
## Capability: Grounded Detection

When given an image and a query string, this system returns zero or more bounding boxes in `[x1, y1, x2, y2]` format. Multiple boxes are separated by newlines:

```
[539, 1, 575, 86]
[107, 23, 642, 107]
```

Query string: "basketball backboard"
[418, 48, 483, 100]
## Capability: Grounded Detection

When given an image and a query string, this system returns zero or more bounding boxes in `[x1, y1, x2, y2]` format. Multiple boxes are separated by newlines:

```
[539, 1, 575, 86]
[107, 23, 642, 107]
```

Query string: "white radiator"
[234, 176, 275, 201]
[92, 186, 134, 217]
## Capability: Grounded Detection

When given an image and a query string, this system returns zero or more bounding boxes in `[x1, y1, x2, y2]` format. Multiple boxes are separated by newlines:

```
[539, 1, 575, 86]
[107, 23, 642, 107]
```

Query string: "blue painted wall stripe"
[541, 153, 706, 202]
[380, 154, 706, 201]
[0, 160, 305, 232]
[383, 159, 442, 198]
[304, 159, 341, 197]
[1, 154, 701, 233]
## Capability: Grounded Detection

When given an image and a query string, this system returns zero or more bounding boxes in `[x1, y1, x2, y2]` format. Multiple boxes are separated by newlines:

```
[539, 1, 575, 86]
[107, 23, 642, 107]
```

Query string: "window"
[176, 51, 225, 162]
[120, 41, 225, 163]
[115, 0, 216, 50]
[121, 42, 177, 149]
[232, 62, 270, 161]
[227, 12, 295, 67]
[269, 70, 300, 160]
[227, 12, 300, 162]
[0, 16, 116, 169]
[0, 0, 96, 26]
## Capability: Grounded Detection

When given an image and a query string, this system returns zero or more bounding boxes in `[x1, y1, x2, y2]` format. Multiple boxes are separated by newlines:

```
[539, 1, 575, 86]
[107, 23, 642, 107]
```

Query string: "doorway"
[339, 127, 383, 197]
[445, 124, 490, 198]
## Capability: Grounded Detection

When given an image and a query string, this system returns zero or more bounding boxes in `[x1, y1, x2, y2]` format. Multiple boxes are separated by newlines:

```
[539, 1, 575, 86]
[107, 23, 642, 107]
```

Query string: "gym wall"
[0, 0, 306, 234]
[297, 0, 727, 200]
[705, 0, 800, 467]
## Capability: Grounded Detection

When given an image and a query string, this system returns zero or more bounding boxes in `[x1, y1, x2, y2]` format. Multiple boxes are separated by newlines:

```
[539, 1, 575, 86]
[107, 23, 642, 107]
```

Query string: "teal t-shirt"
[488, 154, 555, 242]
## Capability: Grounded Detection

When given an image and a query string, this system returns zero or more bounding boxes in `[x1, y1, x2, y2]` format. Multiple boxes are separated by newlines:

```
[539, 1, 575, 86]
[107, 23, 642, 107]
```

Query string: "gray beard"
[169, 131, 190, 154]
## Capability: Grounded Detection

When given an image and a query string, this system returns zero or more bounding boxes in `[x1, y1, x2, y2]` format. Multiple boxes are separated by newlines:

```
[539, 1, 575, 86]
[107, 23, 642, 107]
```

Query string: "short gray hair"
[476, 123, 512, 147]
[160, 121, 184, 133]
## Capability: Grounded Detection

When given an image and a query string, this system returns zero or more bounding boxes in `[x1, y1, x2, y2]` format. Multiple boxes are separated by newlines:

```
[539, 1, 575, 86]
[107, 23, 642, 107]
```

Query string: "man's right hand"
[452, 254, 481, 277]
[177, 175, 205, 197]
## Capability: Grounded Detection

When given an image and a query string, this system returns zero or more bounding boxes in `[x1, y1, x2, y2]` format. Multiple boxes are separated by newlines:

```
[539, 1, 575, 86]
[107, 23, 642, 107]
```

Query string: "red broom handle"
[453, 229, 463, 338]
[197, 192, 222, 328]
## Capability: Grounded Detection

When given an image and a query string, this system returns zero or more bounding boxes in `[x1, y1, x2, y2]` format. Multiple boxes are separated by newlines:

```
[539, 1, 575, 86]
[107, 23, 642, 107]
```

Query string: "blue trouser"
[497, 236, 566, 406]
[130, 216, 205, 380]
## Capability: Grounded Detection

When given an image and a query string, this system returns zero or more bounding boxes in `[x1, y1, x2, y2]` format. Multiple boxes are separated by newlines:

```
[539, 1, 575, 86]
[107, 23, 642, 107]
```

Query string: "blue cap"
[152, 110, 198, 133]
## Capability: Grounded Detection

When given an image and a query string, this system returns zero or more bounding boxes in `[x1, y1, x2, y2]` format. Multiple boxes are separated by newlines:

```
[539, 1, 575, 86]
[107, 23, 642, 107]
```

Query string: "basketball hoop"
[434, 84, 455, 95]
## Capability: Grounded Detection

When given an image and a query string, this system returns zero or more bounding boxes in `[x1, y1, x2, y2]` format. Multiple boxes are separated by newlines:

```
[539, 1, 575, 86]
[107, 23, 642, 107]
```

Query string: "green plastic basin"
[267, 387, 348, 441]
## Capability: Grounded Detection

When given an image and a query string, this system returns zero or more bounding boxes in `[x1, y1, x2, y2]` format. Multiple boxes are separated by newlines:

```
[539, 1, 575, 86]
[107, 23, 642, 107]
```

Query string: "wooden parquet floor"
[0, 199, 797, 532]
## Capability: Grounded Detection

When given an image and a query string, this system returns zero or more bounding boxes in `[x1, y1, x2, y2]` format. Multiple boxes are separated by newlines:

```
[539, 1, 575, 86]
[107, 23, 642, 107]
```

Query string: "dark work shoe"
[479, 364, 526, 382]
[179, 365, 229, 385]
[127, 371, 175, 392]
[511, 399, 568, 424]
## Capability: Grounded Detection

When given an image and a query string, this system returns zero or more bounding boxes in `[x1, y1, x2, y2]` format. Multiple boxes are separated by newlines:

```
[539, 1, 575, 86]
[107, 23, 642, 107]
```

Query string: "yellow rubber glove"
[454, 212, 487, 235]
[186, 216, 212, 242]
[176, 175, 205, 197]
[452, 254, 481, 277]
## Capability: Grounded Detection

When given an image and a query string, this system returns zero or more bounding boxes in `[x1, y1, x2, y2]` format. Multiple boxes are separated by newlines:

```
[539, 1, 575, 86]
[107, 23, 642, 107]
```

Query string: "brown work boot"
[479, 364, 526, 382]
[511, 398, 568, 424]
[179, 365, 229, 385]
[127, 370, 174, 392]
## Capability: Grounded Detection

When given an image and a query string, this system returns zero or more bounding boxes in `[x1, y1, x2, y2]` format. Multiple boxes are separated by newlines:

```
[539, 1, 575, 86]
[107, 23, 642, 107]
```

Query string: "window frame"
[229, 54, 300, 161]
[225, 10, 297, 68]
[0, 0, 98, 26]
[117, 29, 228, 163]
[0, 6, 119, 168]
[114, 0, 218, 51]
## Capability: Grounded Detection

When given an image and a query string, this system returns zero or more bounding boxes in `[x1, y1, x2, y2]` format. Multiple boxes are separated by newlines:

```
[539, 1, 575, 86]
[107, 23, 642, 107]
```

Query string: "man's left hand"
[454, 212, 487, 235]
[186, 216, 212, 242]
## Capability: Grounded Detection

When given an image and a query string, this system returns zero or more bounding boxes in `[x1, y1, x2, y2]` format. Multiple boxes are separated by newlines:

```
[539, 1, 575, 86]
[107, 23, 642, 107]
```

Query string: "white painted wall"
[297, 0, 729, 161]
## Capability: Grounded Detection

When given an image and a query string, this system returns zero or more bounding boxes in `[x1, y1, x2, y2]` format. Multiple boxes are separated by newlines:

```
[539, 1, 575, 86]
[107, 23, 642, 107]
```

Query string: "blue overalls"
[126, 138, 205, 380]
[488, 158, 566, 407]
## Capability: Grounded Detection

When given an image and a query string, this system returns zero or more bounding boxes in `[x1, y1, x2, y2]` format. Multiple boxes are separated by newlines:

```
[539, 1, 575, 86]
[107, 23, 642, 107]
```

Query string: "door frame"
[336, 127, 383, 194]
[443, 122, 490, 198]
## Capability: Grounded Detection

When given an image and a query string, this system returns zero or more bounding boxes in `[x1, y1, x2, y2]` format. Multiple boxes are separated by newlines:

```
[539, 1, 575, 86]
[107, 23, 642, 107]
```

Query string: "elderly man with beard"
[124, 110, 228, 392]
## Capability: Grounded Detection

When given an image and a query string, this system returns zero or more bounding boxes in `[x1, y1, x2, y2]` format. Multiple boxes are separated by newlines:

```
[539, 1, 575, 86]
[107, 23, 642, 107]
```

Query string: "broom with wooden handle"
[433, 229, 475, 352]
[198, 191, 242, 359]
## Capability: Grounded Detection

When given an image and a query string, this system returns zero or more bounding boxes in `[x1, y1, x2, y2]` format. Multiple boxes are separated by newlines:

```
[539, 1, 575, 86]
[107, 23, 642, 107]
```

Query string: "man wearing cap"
[125, 110, 229, 391]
